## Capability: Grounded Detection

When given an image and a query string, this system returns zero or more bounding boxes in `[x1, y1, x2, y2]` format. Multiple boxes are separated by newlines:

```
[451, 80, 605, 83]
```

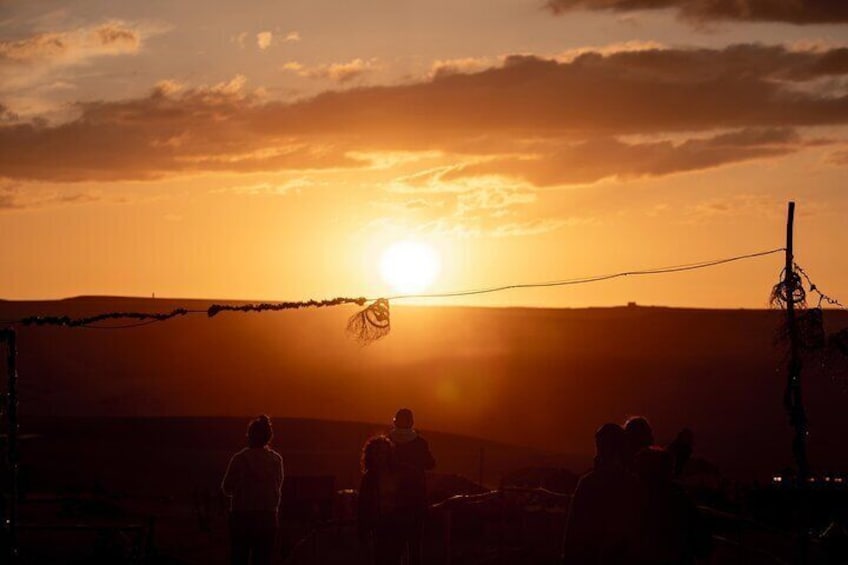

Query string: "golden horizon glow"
[379, 240, 441, 295]
[0, 3, 847, 307]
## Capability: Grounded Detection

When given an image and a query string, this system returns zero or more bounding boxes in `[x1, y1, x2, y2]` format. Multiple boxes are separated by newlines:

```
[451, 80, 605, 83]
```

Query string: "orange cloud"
[827, 146, 848, 165]
[429, 57, 494, 79]
[0, 181, 102, 210]
[442, 128, 810, 185]
[0, 21, 141, 65]
[257, 32, 272, 50]
[2, 45, 847, 183]
[282, 58, 378, 82]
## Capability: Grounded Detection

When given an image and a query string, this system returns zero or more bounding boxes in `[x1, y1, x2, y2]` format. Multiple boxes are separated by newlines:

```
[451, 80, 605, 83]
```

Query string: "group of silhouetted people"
[221, 412, 709, 565]
[221, 409, 435, 565]
[358, 408, 436, 565]
[562, 416, 712, 564]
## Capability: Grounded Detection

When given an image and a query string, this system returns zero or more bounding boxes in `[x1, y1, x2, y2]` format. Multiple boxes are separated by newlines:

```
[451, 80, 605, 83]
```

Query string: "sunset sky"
[1, 0, 847, 308]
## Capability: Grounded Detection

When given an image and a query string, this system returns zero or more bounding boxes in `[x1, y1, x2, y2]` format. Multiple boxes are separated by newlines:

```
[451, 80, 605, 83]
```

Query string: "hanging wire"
[3, 247, 786, 344]
[384, 248, 786, 302]
[793, 263, 848, 311]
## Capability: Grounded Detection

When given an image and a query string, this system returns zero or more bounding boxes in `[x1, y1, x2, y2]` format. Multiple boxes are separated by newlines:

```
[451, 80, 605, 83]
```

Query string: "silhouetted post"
[783, 202, 809, 482]
[784, 202, 810, 565]
[1, 329, 19, 564]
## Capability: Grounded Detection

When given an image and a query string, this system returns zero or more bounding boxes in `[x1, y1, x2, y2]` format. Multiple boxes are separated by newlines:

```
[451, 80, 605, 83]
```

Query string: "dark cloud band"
[0, 44, 846, 183]
[545, 0, 848, 25]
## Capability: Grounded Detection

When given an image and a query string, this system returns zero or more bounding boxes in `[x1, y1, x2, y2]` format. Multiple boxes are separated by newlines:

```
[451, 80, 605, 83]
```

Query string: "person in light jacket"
[222, 415, 284, 565]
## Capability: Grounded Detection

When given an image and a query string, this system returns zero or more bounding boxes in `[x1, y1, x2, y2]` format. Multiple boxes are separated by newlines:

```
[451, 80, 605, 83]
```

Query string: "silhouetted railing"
[431, 487, 819, 565]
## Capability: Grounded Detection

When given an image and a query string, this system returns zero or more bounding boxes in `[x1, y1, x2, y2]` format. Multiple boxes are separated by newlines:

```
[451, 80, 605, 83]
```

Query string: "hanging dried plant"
[346, 299, 391, 344]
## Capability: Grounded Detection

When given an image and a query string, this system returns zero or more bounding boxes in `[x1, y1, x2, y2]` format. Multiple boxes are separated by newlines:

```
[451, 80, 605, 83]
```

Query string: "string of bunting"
[4, 247, 789, 344]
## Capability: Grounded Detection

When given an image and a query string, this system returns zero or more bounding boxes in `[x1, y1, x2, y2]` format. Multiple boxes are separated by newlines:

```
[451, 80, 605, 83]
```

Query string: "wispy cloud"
[0, 21, 141, 65]
[233, 32, 248, 49]
[0, 20, 160, 117]
[214, 178, 313, 195]
[428, 56, 494, 79]
[0, 180, 102, 210]
[257, 31, 272, 50]
[553, 40, 666, 63]
[826, 145, 848, 166]
[367, 214, 570, 239]
[456, 186, 537, 218]
[0, 103, 18, 123]
[282, 58, 378, 83]
[685, 194, 814, 223]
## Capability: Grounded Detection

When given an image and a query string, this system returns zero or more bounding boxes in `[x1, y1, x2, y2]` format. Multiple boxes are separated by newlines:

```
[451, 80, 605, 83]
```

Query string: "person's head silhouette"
[361, 436, 393, 473]
[247, 414, 273, 448]
[594, 422, 626, 468]
[393, 408, 414, 430]
[624, 416, 654, 449]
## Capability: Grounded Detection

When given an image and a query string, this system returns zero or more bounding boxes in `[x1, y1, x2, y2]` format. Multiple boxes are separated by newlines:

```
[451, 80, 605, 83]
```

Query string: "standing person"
[388, 408, 436, 473]
[358, 436, 427, 565]
[623, 415, 655, 469]
[562, 423, 639, 565]
[388, 408, 434, 565]
[222, 415, 284, 565]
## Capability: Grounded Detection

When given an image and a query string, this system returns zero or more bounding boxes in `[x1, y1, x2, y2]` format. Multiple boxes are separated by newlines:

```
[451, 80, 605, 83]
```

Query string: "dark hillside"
[2, 297, 847, 480]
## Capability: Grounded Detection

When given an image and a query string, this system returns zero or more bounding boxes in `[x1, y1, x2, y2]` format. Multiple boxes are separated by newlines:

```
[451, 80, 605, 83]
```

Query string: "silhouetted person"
[387, 408, 434, 565]
[388, 408, 436, 473]
[222, 415, 284, 565]
[562, 423, 638, 564]
[358, 436, 427, 565]
[631, 447, 712, 565]
[623, 415, 655, 468]
[667, 428, 694, 478]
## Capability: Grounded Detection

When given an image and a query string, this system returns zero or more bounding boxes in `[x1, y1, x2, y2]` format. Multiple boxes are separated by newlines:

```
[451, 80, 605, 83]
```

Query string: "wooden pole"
[783, 202, 809, 482]
[784, 202, 810, 564]
[2, 328, 18, 564]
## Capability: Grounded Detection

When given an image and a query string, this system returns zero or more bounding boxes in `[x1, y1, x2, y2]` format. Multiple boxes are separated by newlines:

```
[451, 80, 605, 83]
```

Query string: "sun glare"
[379, 241, 441, 294]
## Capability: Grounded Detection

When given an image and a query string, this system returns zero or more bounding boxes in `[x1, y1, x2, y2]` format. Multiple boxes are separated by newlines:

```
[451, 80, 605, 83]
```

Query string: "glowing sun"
[379, 241, 441, 294]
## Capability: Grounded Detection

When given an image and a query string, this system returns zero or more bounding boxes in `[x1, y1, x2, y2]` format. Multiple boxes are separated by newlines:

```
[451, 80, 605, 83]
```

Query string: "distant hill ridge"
[2, 296, 847, 480]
